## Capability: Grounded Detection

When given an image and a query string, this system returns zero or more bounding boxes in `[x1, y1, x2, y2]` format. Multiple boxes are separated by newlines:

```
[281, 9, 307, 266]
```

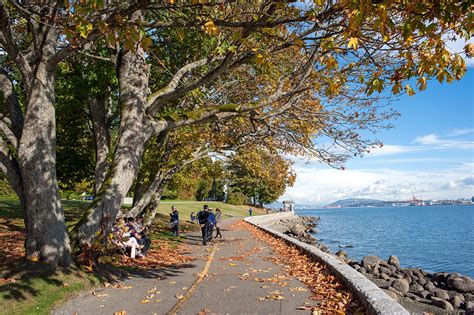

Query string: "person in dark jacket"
[196, 205, 210, 245]
[169, 205, 179, 236]
[206, 209, 216, 243]
[126, 217, 151, 255]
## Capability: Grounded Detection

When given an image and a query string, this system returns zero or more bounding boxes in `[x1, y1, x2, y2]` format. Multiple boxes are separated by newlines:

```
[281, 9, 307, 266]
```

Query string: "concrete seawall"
[245, 212, 409, 315]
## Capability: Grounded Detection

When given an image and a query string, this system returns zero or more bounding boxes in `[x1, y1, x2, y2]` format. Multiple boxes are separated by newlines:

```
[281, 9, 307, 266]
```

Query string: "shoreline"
[268, 213, 474, 313]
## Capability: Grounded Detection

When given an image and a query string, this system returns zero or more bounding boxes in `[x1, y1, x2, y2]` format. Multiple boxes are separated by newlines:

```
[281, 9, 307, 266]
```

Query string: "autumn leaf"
[140, 299, 149, 304]
[347, 37, 358, 51]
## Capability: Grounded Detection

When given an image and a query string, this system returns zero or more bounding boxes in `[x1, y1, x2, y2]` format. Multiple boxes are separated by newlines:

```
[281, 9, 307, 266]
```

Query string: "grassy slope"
[0, 196, 264, 314]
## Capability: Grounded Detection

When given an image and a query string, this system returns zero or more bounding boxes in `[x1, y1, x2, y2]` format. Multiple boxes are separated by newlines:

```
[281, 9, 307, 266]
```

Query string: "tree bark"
[87, 95, 110, 194]
[74, 30, 157, 245]
[126, 170, 165, 218]
[17, 60, 73, 266]
[143, 187, 166, 228]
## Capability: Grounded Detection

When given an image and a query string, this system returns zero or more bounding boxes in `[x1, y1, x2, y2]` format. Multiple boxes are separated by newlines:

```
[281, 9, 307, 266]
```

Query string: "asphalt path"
[54, 218, 315, 315]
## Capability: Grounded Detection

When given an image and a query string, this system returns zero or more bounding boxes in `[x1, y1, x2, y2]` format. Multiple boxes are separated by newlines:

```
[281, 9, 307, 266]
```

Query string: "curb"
[245, 212, 409, 315]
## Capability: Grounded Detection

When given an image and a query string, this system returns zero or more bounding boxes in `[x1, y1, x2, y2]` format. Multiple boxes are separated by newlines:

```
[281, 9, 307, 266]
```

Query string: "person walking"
[197, 205, 210, 245]
[169, 205, 179, 236]
[248, 207, 253, 216]
[215, 208, 223, 239]
[207, 208, 216, 243]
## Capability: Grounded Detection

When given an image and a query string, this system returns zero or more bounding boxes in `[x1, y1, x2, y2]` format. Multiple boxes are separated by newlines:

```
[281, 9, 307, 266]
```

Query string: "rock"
[388, 286, 402, 296]
[409, 283, 424, 293]
[432, 289, 450, 300]
[289, 224, 306, 237]
[416, 290, 430, 299]
[381, 273, 391, 281]
[431, 297, 454, 311]
[418, 277, 427, 286]
[447, 276, 474, 293]
[465, 300, 474, 311]
[425, 281, 437, 294]
[359, 267, 367, 274]
[379, 260, 389, 267]
[432, 272, 449, 284]
[407, 292, 420, 301]
[387, 265, 397, 272]
[362, 255, 381, 271]
[450, 295, 463, 309]
[464, 293, 474, 301]
[383, 289, 399, 301]
[379, 266, 391, 275]
[388, 255, 400, 269]
[335, 251, 348, 263]
[372, 267, 380, 277]
[392, 278, 410, 296]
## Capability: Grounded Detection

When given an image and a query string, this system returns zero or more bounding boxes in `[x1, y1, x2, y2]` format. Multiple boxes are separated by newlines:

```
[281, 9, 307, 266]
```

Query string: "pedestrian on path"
[197, 204, 210, 245]
[206, 208, 216, 243]
[248, 207, 253, 216]
[215, 208, 223, 239]
[170, 205, 179, 236]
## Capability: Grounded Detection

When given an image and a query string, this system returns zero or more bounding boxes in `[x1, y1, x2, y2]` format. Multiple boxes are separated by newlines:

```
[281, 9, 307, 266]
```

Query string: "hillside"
[325, 198, 389, 208]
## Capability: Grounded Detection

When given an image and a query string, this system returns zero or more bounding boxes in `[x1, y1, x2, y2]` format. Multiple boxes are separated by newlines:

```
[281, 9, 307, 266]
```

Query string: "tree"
[228, 148, 296, 207]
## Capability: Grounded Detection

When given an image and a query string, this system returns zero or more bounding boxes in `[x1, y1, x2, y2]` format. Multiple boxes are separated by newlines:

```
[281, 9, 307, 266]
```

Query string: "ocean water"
[296, 205, 474, 278]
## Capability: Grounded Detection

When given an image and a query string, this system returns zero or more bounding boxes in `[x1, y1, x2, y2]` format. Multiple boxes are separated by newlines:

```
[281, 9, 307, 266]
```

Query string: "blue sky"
[283, 63, 474, 205]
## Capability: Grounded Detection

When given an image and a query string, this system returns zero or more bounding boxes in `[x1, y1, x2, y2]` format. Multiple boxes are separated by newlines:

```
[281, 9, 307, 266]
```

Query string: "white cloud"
[281, 164, 474, 205]
[413, 133, 474, 149]
[448, 128, 474, 137]
[367, 145, 421, 157]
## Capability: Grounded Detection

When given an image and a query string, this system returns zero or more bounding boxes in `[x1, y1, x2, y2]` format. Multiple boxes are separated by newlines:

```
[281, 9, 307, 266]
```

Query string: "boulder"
[416, 290, 430, 299]
[450, 295, 463, 309]
[379, 260, 389, 267]
[447, 276, 474, 293]
[392, 278, 410, 296]
[289, 224, 306, 237]
[387, 265, 397, 272]
[359, 267, 367, 274]
[465, 300, 474, 311]
[388, 255, 400, 269]
[431, 297, 454, 311]
[425, 281, 437, 294]
[379, 266, 391, 275]
[362, 255, 381, 271]
[432, 272, 449, 284]
[432, 289, 450, 300]
[383, 289, 398, 301]
[381, 273, 391, 281]
[418, 277, 427, 286]
[464, 293, 474, 301]
[409, 283, 424, 293]
[406, 292, 420, 301]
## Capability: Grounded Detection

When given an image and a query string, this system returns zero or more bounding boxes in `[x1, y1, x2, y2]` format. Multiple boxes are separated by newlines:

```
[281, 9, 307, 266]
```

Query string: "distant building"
[282, 200, 294, 212]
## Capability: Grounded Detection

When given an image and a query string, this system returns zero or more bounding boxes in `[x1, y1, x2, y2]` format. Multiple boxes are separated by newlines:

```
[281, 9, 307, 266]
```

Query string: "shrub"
[226, 191, 248, 205]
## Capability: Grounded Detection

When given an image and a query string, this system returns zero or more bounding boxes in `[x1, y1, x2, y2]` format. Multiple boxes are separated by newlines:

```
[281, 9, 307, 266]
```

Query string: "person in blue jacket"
[169, 205, 179, 236]
[206, 208, 216, 243]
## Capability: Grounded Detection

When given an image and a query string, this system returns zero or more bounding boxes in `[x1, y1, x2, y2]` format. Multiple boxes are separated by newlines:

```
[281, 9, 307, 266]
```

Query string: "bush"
[226, 191, 248, 205]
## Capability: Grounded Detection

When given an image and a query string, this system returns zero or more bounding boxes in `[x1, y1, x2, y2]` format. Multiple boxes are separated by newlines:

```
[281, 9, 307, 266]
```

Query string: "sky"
[281, 55, 474, 206]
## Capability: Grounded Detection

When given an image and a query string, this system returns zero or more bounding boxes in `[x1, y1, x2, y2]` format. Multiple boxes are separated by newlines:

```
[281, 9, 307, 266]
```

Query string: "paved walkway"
[54, 219, 314, 315]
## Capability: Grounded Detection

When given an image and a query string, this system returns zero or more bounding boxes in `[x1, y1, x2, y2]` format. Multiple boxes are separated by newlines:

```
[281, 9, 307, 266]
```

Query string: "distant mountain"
[325, 198, 389, 208]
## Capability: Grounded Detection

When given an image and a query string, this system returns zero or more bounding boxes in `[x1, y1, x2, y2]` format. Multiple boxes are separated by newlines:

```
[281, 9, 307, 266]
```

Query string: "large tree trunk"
[74, 34, 156, 245]
[17, 61, 72, 266]
[126, 170, 165, 218]
[143, 187, 166, 227]
[88, 95, 110, 194]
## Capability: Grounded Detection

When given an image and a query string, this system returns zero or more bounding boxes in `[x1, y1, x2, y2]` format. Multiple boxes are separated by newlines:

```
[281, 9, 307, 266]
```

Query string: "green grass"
[0, 197, 264, 314]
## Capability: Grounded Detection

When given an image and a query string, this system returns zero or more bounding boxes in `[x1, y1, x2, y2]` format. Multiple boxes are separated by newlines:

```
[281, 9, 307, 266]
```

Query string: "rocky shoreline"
[268, 215, 474, 314]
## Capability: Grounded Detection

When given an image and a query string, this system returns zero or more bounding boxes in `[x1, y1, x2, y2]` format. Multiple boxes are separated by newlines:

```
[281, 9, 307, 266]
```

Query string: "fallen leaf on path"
[104, 282, 111, 288]
[290, 287, 308, 292]
[92, 291, 108, 298]
[146, 294, 155, 299]
[228, 263, 238, 266]
[257, 297, 266, 301]
[99, 305, 104, 308]
[155, 299, 162, 303]
[266, 294, 285, 300]
[114, 283, 132, 289]
[140, 299, 149, 304]
[181, 286, 188, 290]
[113, 311, 126, 315]
[169, 281, 177, 285]
[175, 294, 184, 299]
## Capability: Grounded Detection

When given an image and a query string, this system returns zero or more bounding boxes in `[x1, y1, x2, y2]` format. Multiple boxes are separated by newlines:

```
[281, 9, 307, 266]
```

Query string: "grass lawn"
[0, 196, 265, 314]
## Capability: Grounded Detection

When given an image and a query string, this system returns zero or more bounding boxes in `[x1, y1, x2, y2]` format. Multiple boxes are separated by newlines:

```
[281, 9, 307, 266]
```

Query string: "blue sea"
[296, 205, 474, 278]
